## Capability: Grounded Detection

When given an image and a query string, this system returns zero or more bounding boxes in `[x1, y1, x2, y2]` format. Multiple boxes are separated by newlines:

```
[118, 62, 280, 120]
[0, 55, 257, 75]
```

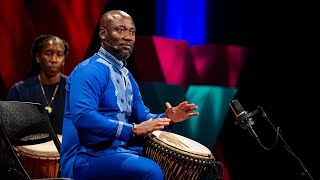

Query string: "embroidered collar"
[97, 47, 127, 71]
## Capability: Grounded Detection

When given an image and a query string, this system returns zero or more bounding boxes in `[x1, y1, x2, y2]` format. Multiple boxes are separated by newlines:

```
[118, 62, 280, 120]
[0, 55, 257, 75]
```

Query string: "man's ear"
[99, 27, 106, 40]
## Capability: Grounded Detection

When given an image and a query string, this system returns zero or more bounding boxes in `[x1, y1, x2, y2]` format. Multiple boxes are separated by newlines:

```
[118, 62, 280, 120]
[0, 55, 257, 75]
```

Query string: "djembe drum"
[15, 135, 62, 179]
[143, 131, 215, 180]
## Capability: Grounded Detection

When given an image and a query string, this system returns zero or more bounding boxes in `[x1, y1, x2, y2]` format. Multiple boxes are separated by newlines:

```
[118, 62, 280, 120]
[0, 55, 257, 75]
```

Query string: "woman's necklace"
[38, 75, 60, 113]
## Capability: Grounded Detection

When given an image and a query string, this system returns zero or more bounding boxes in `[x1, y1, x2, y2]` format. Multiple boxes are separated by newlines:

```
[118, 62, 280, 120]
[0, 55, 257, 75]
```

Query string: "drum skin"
[143, 131, 215, 180]
[15, 135, 62, 179]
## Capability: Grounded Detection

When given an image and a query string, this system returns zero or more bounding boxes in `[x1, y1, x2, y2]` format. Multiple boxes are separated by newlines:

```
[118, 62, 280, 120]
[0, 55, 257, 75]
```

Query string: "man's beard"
[115, 49, 133, 61]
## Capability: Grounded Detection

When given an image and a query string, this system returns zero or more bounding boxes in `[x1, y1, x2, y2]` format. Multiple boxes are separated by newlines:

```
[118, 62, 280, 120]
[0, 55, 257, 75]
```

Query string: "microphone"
[229, 100, 259, 138]
[103, 40, 119, 50]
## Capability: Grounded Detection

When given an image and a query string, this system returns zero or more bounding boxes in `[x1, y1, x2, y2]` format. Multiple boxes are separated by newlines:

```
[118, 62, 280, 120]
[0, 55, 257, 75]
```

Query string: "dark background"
[218, 1, 319, 180]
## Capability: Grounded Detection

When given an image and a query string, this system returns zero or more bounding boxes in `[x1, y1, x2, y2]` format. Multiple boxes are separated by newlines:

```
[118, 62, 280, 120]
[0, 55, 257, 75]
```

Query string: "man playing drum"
[60, 10, 199, 180]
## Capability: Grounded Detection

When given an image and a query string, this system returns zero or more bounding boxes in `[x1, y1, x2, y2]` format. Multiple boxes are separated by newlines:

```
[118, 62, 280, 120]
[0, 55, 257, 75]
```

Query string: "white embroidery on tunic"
[115, 121, 123, 138]
[97, 58, 133, 122]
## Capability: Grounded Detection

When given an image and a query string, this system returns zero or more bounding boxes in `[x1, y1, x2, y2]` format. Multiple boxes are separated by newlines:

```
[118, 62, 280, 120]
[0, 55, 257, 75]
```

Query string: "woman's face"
[36, 39, 65, 77]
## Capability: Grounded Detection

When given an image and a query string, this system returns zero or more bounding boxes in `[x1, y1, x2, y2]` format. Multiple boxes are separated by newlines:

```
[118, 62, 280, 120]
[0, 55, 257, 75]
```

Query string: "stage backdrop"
[1, 1, 257, 180]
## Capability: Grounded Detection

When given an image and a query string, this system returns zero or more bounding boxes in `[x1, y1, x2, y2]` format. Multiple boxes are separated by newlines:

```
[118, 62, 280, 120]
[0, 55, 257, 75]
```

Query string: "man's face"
[36, 39, 65, 77]
[101, 15, 136, 60]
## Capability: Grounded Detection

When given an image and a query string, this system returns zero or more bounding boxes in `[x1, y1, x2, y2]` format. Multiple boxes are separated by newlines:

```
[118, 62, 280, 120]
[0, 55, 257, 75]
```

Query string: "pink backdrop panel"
[132, 36, 166, 82]
[191, 44, 249, 87]
[133, 36, 198, 89]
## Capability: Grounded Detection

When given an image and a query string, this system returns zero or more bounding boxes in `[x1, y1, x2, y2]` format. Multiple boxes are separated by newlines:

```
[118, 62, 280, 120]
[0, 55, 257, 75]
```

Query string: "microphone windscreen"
[229, 99, 245, 115]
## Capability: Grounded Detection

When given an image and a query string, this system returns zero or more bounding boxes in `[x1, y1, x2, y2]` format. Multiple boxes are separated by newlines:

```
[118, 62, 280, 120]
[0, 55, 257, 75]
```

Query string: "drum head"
[150, 131, 212, 157]
[16, 135, 62, 157]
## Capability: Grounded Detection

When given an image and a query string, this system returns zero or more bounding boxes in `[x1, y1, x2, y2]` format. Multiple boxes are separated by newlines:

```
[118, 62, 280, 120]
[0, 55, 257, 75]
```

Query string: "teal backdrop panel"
[174, 85, 238, 150]
[138, 82, 186, 114]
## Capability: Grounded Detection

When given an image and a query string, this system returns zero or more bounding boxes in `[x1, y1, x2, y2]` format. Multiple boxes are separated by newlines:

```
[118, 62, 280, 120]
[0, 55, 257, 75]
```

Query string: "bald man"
[60, 10, 199, 179]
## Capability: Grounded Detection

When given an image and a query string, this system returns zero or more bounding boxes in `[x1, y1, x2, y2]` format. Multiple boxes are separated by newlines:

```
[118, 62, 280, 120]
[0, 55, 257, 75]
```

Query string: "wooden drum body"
[15, 135, 62, 179]
[143, 131, 215, 180]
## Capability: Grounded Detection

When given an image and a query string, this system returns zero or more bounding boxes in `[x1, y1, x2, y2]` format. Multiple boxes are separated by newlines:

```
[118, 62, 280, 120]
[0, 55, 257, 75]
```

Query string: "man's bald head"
[100, 10, 132, 28]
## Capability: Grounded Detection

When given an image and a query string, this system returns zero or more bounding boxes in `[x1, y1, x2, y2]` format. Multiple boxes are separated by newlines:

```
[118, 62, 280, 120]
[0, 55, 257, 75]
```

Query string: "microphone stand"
[248, 106, 314, 180]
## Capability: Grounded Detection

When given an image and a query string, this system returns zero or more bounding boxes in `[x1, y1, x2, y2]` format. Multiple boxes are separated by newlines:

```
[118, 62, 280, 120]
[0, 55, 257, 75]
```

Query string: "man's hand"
[135, 118, 171, 136]
[165, 101, 199, 123]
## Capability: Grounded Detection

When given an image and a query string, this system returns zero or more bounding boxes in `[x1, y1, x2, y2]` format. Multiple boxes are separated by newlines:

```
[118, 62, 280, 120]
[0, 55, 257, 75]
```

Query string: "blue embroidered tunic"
[60, 47, 172, 178]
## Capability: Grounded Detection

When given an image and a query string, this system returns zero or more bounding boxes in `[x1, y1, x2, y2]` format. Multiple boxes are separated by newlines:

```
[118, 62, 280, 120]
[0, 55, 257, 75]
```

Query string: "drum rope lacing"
[145, 138, 215, 165]
[144, 136, 224, 180]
